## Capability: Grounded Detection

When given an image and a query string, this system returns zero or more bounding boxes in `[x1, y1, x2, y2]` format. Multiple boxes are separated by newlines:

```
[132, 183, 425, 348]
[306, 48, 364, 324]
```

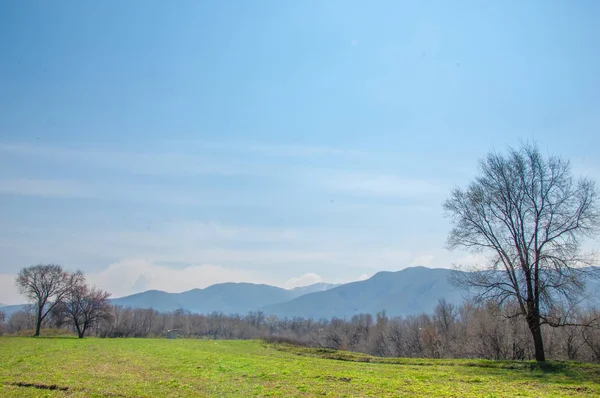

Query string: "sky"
[1, 1, 599, 304]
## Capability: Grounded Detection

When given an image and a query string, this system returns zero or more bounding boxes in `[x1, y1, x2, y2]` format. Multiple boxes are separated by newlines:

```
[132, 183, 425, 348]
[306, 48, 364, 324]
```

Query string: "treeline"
[2, 299, 599, 363]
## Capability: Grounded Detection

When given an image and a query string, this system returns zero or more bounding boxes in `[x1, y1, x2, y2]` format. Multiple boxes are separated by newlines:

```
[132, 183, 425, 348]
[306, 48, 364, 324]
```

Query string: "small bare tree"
[580, 309, 600, 362]
[444, 144, 599, 361]
[15, 264, 84, 337]
[55, 282, 112, 338]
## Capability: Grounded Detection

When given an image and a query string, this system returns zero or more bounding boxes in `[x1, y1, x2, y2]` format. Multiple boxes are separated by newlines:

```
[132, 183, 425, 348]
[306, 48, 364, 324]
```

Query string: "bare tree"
[444, 144, 600, 361]
[15, 265, 84, 337]
[7, 310, 36, 333]
[433, 299, 458, 356]
[55, 282, 112, 338]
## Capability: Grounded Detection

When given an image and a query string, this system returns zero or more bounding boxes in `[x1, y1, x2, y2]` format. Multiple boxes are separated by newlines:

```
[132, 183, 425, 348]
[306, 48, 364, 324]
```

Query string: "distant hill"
[0, 304, 31, 318]
[262, 267, 465, 319]
[110, 290, 182, 313]
[110, 282, 339, 315]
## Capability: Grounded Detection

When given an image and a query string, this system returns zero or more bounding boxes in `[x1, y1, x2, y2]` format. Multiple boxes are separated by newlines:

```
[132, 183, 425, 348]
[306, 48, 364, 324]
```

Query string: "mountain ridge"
[261, 267, 465, 319]
[2, 267, 599, 319]
[108, 281, 340, 315]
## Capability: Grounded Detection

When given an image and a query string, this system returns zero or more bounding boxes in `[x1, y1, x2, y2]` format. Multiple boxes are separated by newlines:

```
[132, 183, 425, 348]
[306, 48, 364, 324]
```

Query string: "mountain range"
[2, 267, 599, 320]
[112, 267, 466, 318]
[110, 282, 338, 315]
[263, 267, 464, 318]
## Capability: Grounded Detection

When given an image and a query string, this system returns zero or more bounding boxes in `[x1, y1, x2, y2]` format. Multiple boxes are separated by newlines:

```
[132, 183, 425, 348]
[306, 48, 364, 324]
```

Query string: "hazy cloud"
[410, 254, 436, 267]
[0, 274, 20, 305]
[87, 259, 270, 298]
[283, 273, 324, 289]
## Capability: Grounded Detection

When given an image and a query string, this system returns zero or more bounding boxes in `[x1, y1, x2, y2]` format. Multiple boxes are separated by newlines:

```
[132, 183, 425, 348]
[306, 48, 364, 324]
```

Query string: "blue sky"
[1, 1, 599, 304]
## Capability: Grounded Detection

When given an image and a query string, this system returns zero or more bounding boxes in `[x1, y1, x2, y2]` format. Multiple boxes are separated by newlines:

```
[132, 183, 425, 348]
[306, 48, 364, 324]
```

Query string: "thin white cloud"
[190, 142, 366, 159]
[0, 142, 446, 206]
[0, 179, 90, 198]
[106, 221, 376, 249]
[0, 142, 248, 177]
[143, 248, 413, 270]
[85, 222, 418, 269]
[0, 178, 217, 206]
[321, 172, 447, 199]
[1, 219, 449, 271]
[0, 141, 366, 175]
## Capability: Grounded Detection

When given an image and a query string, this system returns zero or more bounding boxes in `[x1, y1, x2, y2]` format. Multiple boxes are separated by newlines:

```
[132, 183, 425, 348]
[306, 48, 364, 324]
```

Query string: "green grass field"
[1, 337, 599, 397]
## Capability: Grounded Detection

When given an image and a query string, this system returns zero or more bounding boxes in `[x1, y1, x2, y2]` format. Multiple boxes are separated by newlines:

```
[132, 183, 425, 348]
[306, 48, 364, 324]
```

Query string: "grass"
[1, 337, 599, 397]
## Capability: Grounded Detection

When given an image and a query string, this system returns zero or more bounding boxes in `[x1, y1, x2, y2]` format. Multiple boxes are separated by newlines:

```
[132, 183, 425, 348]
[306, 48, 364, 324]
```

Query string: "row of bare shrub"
[3, 300, 599, 362]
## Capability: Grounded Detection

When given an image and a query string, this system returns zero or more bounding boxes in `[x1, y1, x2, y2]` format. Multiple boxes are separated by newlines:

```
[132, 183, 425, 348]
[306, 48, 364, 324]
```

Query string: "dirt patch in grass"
[10, 381, 69, 391]
[7, 381, 132, 397]
[322, 375, 352, 382]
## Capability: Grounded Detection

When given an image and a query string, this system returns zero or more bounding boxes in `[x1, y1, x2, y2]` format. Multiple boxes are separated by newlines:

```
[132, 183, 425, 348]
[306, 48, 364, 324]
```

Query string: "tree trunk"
[34, 306, 43, 337]
[75, 322, 84, 338]
[527, 316, 546, 362]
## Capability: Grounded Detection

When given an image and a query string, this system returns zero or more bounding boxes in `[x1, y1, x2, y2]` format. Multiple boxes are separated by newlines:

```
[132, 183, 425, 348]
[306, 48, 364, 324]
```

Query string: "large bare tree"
[15, 264, 84, 336]
[54, 282, 112, 338]
[444, 144, 599, 362]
